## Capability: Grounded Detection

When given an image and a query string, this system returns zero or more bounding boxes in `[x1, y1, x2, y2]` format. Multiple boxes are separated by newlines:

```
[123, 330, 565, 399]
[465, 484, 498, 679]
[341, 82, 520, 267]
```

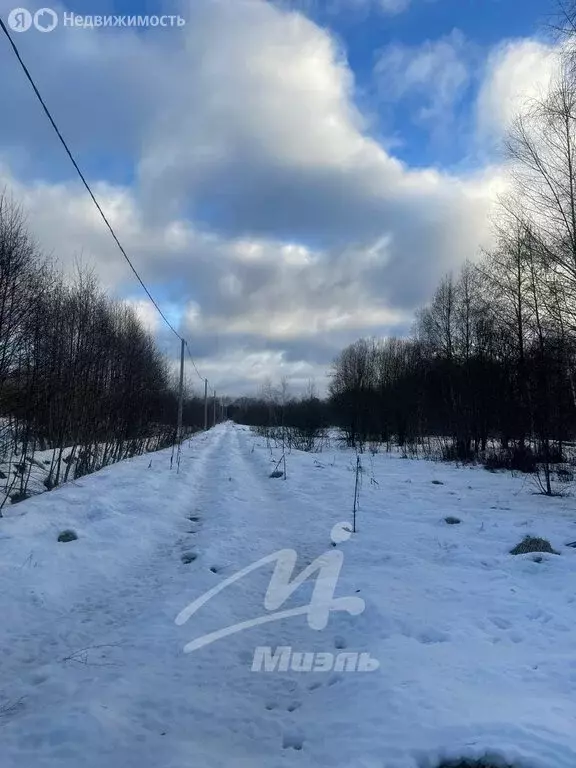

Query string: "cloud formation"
[476, 38, 556, 146]
[374, 29, 470, 125]
[0, 0, 555, 394]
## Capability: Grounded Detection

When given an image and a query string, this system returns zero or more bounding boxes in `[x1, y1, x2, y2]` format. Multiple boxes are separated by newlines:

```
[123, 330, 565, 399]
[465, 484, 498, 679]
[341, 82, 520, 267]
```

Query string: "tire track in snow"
[210, 427, 370, 757]
[0, 427, 230, 745]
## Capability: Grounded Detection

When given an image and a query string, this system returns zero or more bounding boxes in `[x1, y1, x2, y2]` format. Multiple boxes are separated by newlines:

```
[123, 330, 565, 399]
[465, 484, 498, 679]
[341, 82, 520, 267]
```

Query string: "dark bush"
[509, 446, 537, 473]
[483, 453, 508, 472]
[10, 492, 29, 504]
[58, 529, 77, 543]
[510, 536, 558, 555]
[441, 441, 475, 463]
[436, 761, 517, 768]
[483, 446, 537, 473]
[556, 467, 574, 483]
[536, 445, 565, 464]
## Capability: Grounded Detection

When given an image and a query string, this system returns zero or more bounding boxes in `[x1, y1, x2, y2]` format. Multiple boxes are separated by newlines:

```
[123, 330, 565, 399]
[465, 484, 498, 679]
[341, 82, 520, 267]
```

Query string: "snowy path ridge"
[1, 423, 576, 767]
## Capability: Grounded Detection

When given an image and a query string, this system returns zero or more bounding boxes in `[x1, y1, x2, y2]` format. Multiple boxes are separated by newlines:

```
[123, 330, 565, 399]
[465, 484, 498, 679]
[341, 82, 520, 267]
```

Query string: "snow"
[0, 444, 73, 508]
[0, 437, 169, 509]
[1, 422, 576, 767]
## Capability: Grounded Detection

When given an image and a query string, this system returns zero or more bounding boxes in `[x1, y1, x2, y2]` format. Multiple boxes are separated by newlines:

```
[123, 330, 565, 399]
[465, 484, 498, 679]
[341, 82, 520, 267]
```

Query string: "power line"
[0, 15, 182, 339]
[186, 344, 215, 395]
[0, 14, 223, 400]
[185, 343, 204, 382]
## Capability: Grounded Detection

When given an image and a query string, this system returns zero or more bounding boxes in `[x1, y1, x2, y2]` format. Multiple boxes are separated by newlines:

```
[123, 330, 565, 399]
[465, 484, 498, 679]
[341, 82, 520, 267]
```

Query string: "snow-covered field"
[0, 435, 174, 509]
[1, 422, 576, 768]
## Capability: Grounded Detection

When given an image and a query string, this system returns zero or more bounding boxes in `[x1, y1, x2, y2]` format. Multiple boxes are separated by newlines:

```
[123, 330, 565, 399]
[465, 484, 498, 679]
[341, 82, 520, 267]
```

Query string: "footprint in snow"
[490, 616, 512, 630]
[415, 629, 450, 645]
[307, 673, 342, 692]
[265, 700, 301, 713]
[282, 731, 304, 751]
[30, 672, 49, 686]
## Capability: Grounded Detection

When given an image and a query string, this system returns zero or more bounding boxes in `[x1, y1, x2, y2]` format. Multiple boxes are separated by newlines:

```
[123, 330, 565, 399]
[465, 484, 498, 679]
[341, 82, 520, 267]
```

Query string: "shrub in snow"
[483, 447, 538, 474]
[483, 453, 508, 472]
[181, 552, 197, 564]
[509, 446, 538, 473]
[556, 467, 574, 483]
[441, 442, 475, 463]
[436, 760, 517, 768]
[10, 492, 29, 504]
[445, 516, 461, 525]
[510, 536, 558, 556]
[58, 529, 77, 543]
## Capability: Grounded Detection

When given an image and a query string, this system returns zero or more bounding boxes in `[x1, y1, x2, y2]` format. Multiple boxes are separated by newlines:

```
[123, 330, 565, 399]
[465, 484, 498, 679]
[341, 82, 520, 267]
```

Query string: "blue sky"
[3, 0, 550, 180]
[321, 0, 549, 170]
[342, 0, 548, 167]
[0, 0, 558, 393]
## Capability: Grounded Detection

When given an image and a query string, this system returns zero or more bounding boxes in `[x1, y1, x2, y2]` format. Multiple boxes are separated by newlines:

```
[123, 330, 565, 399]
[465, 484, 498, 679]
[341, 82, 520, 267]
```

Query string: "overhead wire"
[0, 15, 222, 399]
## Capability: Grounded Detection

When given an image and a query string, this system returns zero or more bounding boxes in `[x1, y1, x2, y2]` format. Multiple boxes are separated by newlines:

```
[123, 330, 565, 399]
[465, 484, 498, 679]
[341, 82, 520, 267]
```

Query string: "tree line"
[0, 194, 206, 510]
[229, 381, 330, 453]
[330, 25, 576, 489]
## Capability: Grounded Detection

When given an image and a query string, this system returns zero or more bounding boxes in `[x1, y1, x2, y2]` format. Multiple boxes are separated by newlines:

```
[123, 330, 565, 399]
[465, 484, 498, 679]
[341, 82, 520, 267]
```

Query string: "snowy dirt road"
[2, 423, 576, 768]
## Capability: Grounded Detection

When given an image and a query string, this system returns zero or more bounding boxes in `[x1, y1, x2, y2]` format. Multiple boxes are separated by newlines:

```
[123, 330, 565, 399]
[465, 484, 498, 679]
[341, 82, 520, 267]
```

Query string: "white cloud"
[126, 299, 161, 334]
[374, 30, 470, 125]
[137, 0, 373, 214]
[476, 38, 558, 145]
[0, 0, 509, 394]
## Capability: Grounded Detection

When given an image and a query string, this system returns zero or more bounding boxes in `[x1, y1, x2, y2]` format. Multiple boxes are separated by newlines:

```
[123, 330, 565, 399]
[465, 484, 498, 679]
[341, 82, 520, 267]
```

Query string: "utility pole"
[204, 378, 208, 431]
[213, 390, 217, 427]
[176, 338, 185, 443]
